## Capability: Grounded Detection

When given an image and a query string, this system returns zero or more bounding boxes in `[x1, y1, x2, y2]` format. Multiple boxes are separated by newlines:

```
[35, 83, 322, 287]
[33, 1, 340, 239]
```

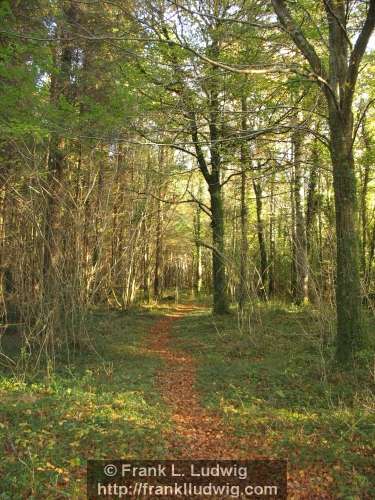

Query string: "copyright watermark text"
[87, 460, 287, 498]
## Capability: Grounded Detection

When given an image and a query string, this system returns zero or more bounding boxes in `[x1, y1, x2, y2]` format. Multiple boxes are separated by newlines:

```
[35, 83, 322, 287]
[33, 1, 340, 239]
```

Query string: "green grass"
[1, 300, 374, 498]
[0, 307, 170, 499]
[172, 303, 375, 499]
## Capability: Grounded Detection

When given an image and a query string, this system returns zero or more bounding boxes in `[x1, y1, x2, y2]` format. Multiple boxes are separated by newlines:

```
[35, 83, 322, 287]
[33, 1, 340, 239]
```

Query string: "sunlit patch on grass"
[172, 302, 375, 498]
[0, 308, 171, 498]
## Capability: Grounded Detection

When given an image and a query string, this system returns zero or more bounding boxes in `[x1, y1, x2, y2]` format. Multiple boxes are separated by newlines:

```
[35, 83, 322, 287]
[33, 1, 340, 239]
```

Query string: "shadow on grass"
[171, 303, 375, 498]
[0, 308, 171, 498]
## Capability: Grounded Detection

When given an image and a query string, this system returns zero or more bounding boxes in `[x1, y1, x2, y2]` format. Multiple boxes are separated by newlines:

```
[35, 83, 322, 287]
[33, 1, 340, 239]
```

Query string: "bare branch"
[271, 0, 327, 81]
[346, 0, 375, 105]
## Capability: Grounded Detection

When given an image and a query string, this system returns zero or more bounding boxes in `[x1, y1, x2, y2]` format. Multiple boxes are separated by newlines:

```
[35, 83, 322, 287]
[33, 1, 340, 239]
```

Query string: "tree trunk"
[253, 175, 268, 300]
[43, 3, 77, 288]
[269, 175, 276, 296]
[361, 120, 372, 288]
[305, 139, 319, 300]
[292, 127, 308, 304]
[271, 0, 375, 364]
[238, 170, 248, 308]
[209, 182, 229, 314]
[154, 147, 164, 299]
[142, 218, 151, 302]
[238, 97, 249, 309]
[187, 45, 229, 313]
[193, 192, 203, 296]
[367, 220, 375, 285]
[43, 135, 65, 285]
[290, 165, 297, 299]
[329, 109, 364, 362]
[154, 197, 162, 299]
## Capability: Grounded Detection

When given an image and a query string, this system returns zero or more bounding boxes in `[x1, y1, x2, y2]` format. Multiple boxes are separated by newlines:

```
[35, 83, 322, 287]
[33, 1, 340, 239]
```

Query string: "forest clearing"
[1, 0, 375, 498]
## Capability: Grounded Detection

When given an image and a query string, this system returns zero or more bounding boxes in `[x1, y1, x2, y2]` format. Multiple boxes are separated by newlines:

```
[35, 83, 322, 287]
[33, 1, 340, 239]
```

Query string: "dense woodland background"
[0, 0, 375, 364]
[1, 1, 375, 498]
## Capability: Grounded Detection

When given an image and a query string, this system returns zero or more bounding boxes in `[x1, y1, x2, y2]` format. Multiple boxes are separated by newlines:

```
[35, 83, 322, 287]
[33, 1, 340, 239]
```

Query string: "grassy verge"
[172, 303, 375, 498]
[0, 307, 170, 499]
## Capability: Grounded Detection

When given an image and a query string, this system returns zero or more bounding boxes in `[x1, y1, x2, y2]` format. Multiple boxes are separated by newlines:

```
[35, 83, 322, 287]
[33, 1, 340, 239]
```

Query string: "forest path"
[148, 304, 237, 459]
[146, 305, 333, 499]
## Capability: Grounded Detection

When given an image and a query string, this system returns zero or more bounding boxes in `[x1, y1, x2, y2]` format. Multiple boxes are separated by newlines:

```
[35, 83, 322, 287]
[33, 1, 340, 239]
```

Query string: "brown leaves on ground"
[148, 306, 237, 460]
[148, 306, 335, 499]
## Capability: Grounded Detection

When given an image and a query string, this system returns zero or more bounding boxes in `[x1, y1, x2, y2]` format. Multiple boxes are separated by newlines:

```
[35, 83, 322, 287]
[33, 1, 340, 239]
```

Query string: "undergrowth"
[0, 307, 170, 498]
[173, 302, 375, 498]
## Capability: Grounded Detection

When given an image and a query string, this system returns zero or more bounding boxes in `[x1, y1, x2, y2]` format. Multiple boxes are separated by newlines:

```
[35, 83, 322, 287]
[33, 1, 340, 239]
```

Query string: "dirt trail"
[148, 305, 236, 459]
[147, 305, 332, 499]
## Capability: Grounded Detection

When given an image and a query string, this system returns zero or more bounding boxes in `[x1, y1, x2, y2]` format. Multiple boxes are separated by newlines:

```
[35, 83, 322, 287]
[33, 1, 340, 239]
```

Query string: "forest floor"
[0, 301, 374, 498]
[148, 305, 236, 459]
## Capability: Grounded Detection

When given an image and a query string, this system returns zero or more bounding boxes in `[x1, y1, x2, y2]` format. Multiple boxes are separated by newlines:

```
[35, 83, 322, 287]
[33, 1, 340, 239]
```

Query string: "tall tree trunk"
[193, 183, 203, 295]
[361, 120, 372, 289]
[292, 126, 308, 304]
[208, 59, 229, 315]
[154, 147, 164, 299]
[209, 181, 229, 314]
[43, 2, 77, 288]
[142, 151, 152, 302]
[253, 170, 268, 300]
[238, 97, 249, 309]
[238, 170, 248, 307]
[367, 219, 375, 285]
[154, 197, 162, 299]
[329, 108, 364, 361]
[188, 77, 229, 313]
[269, 174, 276, 296]
[290, 165, 297, 299]
[142, 217, 151, 302]
[92, 161, 103, 269]
[271, 0, 375, 363]
[306, 139, 319, 300]
[0, 178, 12, 326]
[43, 136, 65, 285]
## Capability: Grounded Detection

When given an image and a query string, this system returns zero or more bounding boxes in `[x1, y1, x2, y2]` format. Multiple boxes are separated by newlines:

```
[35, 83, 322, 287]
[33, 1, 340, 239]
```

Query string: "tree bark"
[253, 172, 268, 300]
[367, 220, 375, 285]
[238, 97, 249, 309]
[292, 126, 308, 304]
[305, 138, 320, 300]
[207, 55, 230, 314]
[306, 140, 319, 255]
[154, 147, 164, 299]
[209, 181, 229, 314]
[193, 184, 203, 295]
[329, 107, 364, 361]
[188, 90, 229, 313]
[271, 0, 375, 362]
[268, 174, 276, 296]
[360, 120, 372, 288]
[43, 2, 77, 287]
